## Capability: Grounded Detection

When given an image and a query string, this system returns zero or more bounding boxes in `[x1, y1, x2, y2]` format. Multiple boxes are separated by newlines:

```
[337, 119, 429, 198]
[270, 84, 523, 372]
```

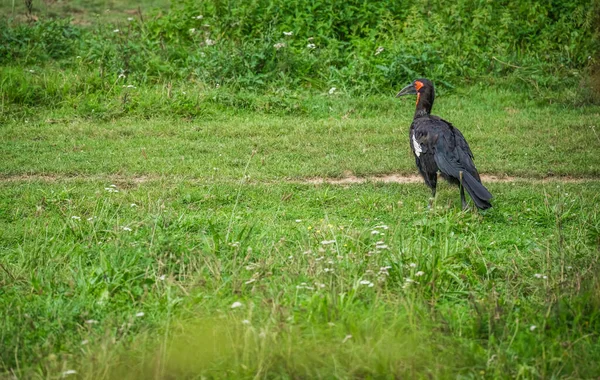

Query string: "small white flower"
[328, 87, 337, 95]
[342, 334, 352, 343]
[71, 216, 81, 220]
[205, 38, 216, 46]
[76, 56, 82, 59]
[530, 325, 537, 331]
[273, 42, 286, 50]
[126, 84, 135, 88]
[136, 312, 144, 317]
[371, 230, 380, 235]
[85, 319, 98, 324]
[534, 273, 547, 279]
[29, 69, 35, 73]
[321, 240, 336, 245]
[118, 73, 126, 79]
[158, 275, 166, 281]
[405, 278, 414, 283]
[62, 370, 77, 377]
[374, 46, 384, 55]
[194, 15, 204, 20]
[122, 226, 132, 231]
[81, 340, 89, 345]
[113, 29, 120, 33]
[295, 219, 302, 223]
[415, 271, 425, 277]
[307, 43, 316, 49]
[127, 17, 134, 21]
[409, 263, 417, 268]
[189, 28, 196, 33]
[130, 203, 137, 207]
[307, 37, 314, 41]
[375, 244, 388, 250]
[242, 319, 251, 325]
[324, 268, 334, 273]
[283, 31, 293, 36]
[231, 301, 243, 309]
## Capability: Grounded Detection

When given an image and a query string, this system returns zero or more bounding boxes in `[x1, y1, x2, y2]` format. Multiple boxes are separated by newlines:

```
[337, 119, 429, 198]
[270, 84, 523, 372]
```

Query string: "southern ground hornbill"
[396, 79, 492, 210]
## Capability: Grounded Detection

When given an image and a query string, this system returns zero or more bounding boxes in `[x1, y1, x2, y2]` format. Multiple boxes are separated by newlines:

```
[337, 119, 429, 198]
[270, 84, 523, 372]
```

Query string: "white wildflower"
[283, 31, 293, 36]
[324, 268, 334, 273]
[122, 226, 132, 231]
[158, 275, 166, 281]
[130, 203, 137, 207]
[371, 230, 380, 235]
[85, 319, 98, 324]
[375, 46, 385, 55]
[231, 301, 243, 309]
[113, 29, 120, 33]
[194, 15, 203, 20]
[530, 325, 537, 331]
[307, 43, 316, 49]
[189, 28, 196, 33]
[118, 73, 126, 79]
[136, 312, 144, 317]
[242, 319, 251, 325]
[273, 42, 286, 50]
[71, 216, 81, 220]
[29, 69, 35, 73]
[127, 17, 134, 21]
[328, 87, 337, 95]
[62, 370, 77, 377]
[534, 273, 547, 279]
[81, 340, 89, 345]
[409, 263, 417, 268]
[295, 219, 302, 222]
[321, 240, 336, 245]
[126, 84, 135, 88]
[205, 38, 216, 46]
[415, 271, 425, 277]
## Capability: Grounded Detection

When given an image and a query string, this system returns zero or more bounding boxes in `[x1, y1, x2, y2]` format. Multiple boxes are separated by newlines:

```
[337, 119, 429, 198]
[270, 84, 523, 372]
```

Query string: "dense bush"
[0, 0, 599, 116]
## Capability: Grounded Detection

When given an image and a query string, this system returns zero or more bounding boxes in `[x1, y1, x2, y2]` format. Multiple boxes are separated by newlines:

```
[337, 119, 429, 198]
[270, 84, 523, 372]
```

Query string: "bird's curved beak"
[396, 83, 417, 97]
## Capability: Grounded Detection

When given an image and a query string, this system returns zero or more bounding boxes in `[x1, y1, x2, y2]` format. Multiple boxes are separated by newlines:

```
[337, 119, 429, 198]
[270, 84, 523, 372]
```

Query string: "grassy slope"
[1, 85, 600, 378]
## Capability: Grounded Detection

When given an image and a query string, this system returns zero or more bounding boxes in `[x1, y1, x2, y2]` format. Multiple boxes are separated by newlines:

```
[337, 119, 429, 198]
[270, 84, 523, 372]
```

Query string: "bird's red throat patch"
[414, 81, 423, 105]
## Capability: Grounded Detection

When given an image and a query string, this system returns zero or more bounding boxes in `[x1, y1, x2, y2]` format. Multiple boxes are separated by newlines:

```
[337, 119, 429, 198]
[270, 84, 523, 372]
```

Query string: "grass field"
[2, 84, 600, 378]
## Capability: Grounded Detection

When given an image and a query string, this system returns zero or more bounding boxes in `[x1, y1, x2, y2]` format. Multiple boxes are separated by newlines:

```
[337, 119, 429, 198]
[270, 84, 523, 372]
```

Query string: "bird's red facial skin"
[414, 81, 424, 91]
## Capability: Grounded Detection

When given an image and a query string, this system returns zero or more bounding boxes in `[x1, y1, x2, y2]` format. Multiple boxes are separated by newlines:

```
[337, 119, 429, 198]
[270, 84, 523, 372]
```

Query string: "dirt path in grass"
[0, 173, 597, 185]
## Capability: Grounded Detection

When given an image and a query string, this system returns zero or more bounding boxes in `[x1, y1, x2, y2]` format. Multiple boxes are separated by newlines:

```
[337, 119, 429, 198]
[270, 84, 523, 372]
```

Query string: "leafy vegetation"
[1, 0, 599, 121]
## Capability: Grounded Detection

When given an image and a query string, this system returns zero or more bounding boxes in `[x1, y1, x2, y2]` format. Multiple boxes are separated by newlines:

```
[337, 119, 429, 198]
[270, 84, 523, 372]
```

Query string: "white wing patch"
[412, 134, 423, 157]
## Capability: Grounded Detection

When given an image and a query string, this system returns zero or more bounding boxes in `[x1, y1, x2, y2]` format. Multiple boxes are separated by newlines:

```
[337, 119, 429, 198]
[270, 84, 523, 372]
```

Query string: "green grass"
[1, 83, 600, 378]
[1, 179, 600, 378]
[2, 86, 600, 180]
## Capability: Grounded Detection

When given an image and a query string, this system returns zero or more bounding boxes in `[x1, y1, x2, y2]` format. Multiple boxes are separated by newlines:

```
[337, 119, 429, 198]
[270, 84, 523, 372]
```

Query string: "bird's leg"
[459, 170, 467, 210]
[428, 173, 438, 210]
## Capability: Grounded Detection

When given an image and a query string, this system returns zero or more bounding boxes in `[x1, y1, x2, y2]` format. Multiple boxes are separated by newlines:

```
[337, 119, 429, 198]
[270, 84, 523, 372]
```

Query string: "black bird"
[396, 79, 492, 210]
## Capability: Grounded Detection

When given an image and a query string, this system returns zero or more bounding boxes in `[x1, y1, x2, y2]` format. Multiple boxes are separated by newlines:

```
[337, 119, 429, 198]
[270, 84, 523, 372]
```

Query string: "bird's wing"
[436, 117, 481, 182]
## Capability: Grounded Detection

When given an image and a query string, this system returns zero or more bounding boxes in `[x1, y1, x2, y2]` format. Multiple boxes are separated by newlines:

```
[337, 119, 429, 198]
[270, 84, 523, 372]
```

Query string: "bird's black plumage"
[397, 79, 492, 210]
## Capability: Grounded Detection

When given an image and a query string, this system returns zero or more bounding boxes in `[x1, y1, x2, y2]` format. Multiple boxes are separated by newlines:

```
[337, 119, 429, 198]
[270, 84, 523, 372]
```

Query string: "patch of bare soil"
[0, 173, 595, 185]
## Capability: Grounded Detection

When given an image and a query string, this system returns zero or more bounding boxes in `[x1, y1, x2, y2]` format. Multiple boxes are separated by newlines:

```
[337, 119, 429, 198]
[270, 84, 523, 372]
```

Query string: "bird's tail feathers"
[462, 171, 492, 210]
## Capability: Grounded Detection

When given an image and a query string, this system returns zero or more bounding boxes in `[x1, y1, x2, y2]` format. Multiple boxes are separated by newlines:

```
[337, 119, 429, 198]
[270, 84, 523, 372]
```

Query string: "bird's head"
[396, 78, 435, 115]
